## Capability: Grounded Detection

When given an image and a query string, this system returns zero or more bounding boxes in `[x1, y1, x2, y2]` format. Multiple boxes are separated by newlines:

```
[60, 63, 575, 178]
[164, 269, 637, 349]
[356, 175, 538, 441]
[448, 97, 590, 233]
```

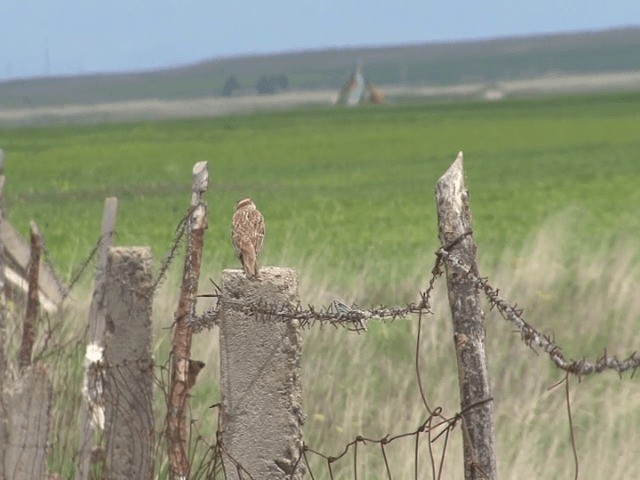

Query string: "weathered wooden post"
[0, 154, 53, 480]
[76, 197, 118, 480]
[18, 222, 42, 369]
[3, 364, 52, 479]
[167, 161, 208, 479]
[219, 267, 305, 479]
[435, 152, 497, 480]
[0, 219, 65, 310]
[102, 247, 155, 479]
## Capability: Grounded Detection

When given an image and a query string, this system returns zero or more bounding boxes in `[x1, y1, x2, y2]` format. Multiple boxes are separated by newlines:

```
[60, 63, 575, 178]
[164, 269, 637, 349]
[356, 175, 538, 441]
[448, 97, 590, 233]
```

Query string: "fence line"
[438, 247, 640, 376]
[0, 154, 637, 478]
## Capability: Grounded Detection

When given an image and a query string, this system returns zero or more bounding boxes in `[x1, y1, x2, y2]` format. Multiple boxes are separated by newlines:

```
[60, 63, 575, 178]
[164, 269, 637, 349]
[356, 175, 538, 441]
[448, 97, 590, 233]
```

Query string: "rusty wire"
[149, 204, 194, 296]
[197, 291, 434, 333]
[437, 247, 640, 377]
[38, 229, 71, 300]
[194, 244, 640, 378]
[188, 257, 475, 480]
[186, 244, 639, 478]
[564, 375, 580, 480]
[66, 234, 104, 295]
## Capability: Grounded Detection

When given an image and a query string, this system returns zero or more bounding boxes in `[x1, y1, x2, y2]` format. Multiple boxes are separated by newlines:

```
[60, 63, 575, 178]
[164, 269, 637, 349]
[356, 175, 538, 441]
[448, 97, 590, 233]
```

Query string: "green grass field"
[1, 92, 639, 478]
[3, 92, 639, 287]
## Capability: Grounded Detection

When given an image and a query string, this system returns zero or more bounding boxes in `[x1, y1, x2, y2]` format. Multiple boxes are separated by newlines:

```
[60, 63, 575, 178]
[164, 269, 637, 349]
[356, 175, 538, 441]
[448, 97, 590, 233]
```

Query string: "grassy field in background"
[2, 92, 639, 291]
[1, 92, 639, 478]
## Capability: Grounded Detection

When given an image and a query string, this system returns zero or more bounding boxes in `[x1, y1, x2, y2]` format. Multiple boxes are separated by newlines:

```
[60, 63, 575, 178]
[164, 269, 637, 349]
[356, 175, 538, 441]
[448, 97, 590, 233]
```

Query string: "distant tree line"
[221, 74, 291, 97]
[255, 74, 289, 94]
[222, 76, 240, 96]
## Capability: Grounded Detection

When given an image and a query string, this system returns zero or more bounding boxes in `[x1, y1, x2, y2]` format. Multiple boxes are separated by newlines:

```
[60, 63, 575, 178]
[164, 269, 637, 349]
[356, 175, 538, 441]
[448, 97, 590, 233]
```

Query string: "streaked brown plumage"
[231, 197, 265, 279]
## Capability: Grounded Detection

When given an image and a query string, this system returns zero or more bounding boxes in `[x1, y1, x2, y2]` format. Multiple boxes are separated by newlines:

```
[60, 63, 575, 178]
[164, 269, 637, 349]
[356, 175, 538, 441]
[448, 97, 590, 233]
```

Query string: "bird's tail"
[243, 252, 258, 279]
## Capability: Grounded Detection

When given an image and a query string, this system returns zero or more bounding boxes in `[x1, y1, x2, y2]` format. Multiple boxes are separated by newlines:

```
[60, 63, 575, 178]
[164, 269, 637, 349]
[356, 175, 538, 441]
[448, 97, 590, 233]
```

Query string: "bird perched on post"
[231, 197, 265, 279]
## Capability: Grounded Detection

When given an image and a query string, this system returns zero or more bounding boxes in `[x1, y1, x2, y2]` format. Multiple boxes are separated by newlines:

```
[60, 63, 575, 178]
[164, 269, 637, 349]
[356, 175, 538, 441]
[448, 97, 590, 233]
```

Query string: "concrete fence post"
[219, 267, 305, 479]
[435, 152, 497, 480]
[102, 247, 155, 480]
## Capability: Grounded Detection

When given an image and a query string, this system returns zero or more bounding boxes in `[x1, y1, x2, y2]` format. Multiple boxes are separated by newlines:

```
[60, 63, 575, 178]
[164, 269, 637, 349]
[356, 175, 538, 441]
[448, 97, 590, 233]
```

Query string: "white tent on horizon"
[336, 62, 384, 106]
[339, 63, 366, 106]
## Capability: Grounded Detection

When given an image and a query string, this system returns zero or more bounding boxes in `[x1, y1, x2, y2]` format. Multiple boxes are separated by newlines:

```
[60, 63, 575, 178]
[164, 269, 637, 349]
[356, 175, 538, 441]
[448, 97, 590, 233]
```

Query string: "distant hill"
[0, 26, 639, 109]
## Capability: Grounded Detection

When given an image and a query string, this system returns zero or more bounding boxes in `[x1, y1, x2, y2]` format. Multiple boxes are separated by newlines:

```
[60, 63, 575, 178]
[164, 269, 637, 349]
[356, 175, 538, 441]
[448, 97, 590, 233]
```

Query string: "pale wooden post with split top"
[436, 152, 498, 480]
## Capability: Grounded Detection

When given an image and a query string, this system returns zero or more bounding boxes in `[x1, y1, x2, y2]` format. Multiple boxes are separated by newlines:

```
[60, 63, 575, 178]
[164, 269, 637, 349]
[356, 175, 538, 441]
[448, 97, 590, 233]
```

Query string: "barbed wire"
[181, 243, 639, 478]
[193, 281, 437, 334]
[47, 205, 194, 304]
[149, 205, 194, 297]
[191, 297, 427, 334]
[63, 234, 104, 298]
[437, 247, 640, 377]
[193, 241, 640, 379]
[38, 229, 70, 300]
[182, 253, 485, 480]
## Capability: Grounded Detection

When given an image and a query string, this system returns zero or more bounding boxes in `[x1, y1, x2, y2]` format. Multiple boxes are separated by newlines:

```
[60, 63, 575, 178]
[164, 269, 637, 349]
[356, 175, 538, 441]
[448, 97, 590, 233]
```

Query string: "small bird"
[231, 197, 265, 279]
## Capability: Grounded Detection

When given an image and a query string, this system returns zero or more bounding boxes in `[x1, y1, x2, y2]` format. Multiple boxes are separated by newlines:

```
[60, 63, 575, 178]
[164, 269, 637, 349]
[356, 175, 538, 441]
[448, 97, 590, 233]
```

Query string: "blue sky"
[1, 0, 638, 80]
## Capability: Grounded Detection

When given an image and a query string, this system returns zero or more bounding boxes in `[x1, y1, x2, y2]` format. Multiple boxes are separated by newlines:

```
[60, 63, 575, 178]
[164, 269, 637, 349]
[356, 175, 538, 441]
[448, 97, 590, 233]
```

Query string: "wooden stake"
[436, 152, 497, 480]
[76, 197, 118, 480]
[167, 162, 208, 479]
[18, 222, 41, 370]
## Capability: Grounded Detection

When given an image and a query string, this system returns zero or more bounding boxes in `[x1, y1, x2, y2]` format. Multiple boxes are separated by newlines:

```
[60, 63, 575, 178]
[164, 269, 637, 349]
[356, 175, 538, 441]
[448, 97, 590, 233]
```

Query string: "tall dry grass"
[296, 215, 640, 479]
